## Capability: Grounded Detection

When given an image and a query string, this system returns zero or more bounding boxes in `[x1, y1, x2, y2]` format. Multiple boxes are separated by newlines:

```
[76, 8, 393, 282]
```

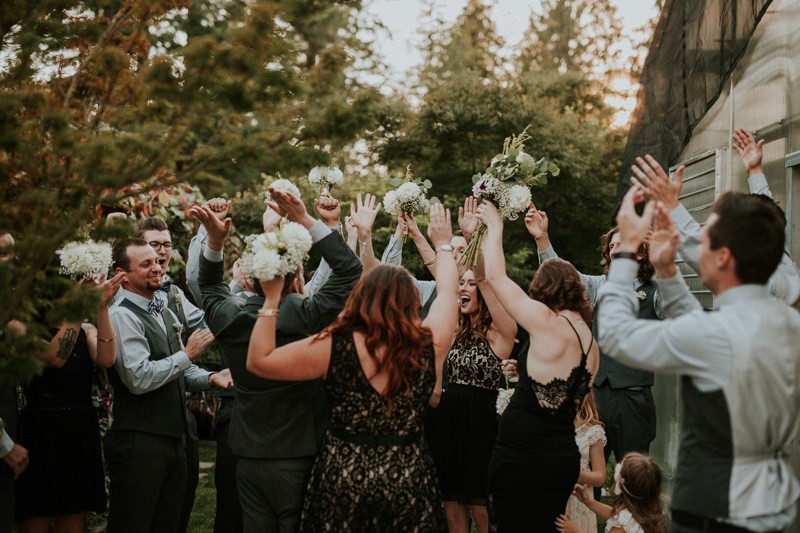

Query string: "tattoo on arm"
[56, 328, 78, 360]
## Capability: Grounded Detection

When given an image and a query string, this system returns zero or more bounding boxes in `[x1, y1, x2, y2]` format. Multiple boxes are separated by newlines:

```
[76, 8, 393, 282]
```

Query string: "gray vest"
[107, 300, 187, 439]
[593, 282, 657, 388]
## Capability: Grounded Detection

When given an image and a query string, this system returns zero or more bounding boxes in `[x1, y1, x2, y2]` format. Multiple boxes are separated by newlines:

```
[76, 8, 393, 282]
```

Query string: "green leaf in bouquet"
[423, 179, 432, 190]
[430, 196, 441, 205]
[548, 162, 560, 176]
[472, 173, 484, 184]
[389, 177, 401, 187]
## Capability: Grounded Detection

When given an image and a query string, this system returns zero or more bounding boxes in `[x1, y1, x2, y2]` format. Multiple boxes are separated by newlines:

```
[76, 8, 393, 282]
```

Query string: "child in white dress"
[564, 392, 607, 533]
[555, 452, 666, 533]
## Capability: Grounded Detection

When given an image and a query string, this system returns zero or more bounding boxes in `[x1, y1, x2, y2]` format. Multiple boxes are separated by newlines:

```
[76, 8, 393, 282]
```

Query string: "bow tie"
[148, 298, 165, 317]
[160, 280, 172, 293]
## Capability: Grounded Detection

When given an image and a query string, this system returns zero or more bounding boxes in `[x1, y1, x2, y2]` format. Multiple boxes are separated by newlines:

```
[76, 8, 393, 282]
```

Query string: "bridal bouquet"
[383, 167, 432, 241]
[57, 240, 113, 280]
[262, 176, 302, 203]
[461, 127, 559, 267]
[239, 222, 312, 281]
[308, 165, 344, 193]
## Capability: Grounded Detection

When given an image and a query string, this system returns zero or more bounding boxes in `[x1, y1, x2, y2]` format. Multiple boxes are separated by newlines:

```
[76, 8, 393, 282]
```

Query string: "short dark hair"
[137, 217, 169, 237]
[113, 238, 150, 271]
[708, 192, 785, 284]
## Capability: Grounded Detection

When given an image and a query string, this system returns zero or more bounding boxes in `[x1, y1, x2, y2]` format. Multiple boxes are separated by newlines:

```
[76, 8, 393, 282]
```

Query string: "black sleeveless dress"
[488, 317, 593, 532]
[299, 331, 447, 532]
[429, 333, 503, 505]
[15, 328, 106, 519]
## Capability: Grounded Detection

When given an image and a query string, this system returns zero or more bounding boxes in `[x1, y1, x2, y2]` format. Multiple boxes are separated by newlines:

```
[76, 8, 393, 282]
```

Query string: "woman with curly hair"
[476, 201, 599, 532]
[556, 452, 667, 533]
[246, 203, 459, 532]
[428, 260, 517, 533]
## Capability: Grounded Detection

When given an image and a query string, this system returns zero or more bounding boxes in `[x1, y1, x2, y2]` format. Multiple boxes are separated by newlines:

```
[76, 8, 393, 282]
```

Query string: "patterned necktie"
[148, 298, 165, 316]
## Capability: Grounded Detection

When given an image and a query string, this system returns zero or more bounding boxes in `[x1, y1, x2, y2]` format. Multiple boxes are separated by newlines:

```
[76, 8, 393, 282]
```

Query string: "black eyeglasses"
[148, 241, 173, 251]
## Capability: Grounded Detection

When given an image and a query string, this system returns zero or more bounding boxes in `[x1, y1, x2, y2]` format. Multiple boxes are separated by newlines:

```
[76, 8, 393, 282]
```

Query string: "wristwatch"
[437, 244, 453, 253]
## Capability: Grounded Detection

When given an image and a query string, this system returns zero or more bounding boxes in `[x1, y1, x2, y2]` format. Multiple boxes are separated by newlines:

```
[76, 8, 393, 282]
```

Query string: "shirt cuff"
[309, 220, 333, 243]
[747, 173, 771, 197]
[0, 429, 14, 457]
[538, 244, 556, 263]
[174, 352, 193, 371]
[669, 202, 694, 227]
[203, 246, 223, 262]
[607, 257, 638, 283]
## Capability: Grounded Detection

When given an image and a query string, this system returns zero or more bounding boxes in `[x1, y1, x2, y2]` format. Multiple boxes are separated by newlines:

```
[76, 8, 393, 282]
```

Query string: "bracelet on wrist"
[614, 251, 638, 261]
[97, 333, 116, 343]
[257, 308, 280, 318]
[424, 256, 438, 267]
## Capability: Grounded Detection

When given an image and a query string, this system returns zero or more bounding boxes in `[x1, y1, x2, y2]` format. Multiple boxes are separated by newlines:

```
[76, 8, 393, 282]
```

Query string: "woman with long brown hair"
[246, 203, 459, 532]
[476, 201, 599, 532]
[428, 260, 517, 533]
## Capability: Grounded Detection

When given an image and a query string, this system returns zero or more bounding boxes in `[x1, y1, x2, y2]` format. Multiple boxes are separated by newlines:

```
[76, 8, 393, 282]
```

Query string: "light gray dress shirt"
[597, 258, 800, 531]
[381, 234, 436, 306]
[110, 288, 211, 395]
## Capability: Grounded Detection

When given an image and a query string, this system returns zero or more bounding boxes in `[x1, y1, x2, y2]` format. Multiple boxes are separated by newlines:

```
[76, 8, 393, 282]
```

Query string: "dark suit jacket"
[198, 230, 361, 459]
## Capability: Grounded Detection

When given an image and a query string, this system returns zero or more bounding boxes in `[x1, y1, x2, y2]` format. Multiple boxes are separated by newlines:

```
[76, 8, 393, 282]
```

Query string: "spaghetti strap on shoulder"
[558, 314, 593, 356]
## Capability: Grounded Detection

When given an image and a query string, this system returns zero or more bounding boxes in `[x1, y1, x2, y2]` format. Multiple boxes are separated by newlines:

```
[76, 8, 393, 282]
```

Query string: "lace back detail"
[530, 353, 592, 414]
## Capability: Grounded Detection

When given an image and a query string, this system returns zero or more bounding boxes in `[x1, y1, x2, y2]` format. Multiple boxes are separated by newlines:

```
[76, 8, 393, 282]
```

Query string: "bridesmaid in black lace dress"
[476, 202, 599, 533]
[247, 203, 459, 532]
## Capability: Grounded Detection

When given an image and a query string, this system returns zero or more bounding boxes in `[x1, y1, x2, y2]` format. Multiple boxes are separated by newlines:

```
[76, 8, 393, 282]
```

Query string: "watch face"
[439, 244, 453, 251]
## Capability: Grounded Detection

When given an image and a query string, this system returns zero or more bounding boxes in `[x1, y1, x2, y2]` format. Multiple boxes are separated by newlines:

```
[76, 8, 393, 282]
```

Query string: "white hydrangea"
[239, 221, 312, 281]
[308, 166, 344, 191]
[383, 182, 430, 216]
[263, 178, 301, 203]
[501, 184, 532, 217]
[57, 240, 113, 280]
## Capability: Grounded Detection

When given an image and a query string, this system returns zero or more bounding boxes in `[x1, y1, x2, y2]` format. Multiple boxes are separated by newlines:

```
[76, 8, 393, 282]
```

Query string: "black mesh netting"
[616, 0, 773, 201]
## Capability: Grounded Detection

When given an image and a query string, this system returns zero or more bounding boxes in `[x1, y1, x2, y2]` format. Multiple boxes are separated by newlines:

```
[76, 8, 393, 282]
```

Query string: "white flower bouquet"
[308, 165, 344, 193]
[239, 222, 313, 282]
[383, 167, 433, 241]
[57, 240, 113, 280]
[461, 127, 559, 267]
[262, 176, 302, 203]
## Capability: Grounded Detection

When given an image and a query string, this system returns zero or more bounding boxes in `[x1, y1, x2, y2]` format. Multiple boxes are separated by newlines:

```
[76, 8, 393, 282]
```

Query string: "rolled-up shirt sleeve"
[111, 307, 192, 395]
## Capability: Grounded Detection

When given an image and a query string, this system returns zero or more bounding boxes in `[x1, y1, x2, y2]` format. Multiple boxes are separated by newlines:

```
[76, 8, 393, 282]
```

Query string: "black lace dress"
[15, 328, 106, 519]
[429, 333, 503, 506]
[299, 332, 447, 532]
[488, 317, 593, 533]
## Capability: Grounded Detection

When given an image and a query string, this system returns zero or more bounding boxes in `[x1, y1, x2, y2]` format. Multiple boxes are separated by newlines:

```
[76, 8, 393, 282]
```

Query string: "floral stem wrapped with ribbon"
[239, 222, 312, 282]
[57, 240, 113, 280]
[383, 166, 433, 242]
[308, 165, 344, 194]
[460, 127, 559, 267]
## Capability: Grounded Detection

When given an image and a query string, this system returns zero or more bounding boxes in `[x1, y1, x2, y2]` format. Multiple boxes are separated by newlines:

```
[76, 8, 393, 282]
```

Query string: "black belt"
[330, 427, 420, 447]
[671, 510, 781, 533]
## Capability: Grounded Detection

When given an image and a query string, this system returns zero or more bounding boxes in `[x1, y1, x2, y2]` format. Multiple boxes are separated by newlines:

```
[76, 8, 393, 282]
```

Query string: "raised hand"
[314, 192, 341, 227]
[100, 272, 125, 305]
[190, 205, 232, 249]
[649, 203, 680, 278]
[615, 185, 655, 254]
[262, 206, 283, 233]
[524, 201, 549, 240]
[349, 193, 382, 233]
[475, 200, 502, 232]
[267, 188, 313, 228]
[732, 128, 765, 174]
[427, 203, 453, 249]
[401, 212, 422, 239]
[258, 275, 285, 306]
[458, 196, 480, 238]
[206, 197, 231, 221]
[630, 155, 683, 210]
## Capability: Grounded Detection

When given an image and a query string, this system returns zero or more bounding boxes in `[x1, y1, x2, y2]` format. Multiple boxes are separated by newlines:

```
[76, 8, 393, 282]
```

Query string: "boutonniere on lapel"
[636, 290, 647, 301]
[172, 322, 184, 336]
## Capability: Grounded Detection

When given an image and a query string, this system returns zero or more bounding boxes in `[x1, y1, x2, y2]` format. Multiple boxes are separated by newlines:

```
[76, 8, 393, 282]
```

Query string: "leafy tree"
[0, 0, 384, 382]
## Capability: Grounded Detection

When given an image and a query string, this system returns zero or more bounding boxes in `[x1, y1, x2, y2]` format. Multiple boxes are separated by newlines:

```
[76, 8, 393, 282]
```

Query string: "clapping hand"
[458, 196, 480, 239]
[190, 205, 232, 250]
[649, 203, 680, 278]
[615, 185, 655, 254]
[630, 155, 683, 211]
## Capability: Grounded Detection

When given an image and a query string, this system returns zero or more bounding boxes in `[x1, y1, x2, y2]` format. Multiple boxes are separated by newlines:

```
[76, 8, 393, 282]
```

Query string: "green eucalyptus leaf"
[548, 162, 560, 176]
[423, 179, 432, 189]
[389, 177, 401, 186]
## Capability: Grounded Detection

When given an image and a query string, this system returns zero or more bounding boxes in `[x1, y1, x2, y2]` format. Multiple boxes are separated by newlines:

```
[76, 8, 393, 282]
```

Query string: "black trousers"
[214, 398, 243, 533]
[594, 384, 656, 462]
[104, 430, 187, 533]
[0, 461, 14, 533]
